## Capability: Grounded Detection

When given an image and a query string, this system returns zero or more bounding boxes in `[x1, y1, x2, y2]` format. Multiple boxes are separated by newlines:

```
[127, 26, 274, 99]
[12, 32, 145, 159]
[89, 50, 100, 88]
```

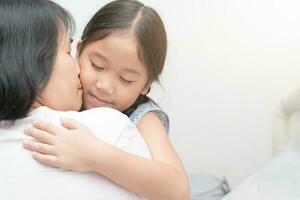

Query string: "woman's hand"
[23, 118, 99, 171]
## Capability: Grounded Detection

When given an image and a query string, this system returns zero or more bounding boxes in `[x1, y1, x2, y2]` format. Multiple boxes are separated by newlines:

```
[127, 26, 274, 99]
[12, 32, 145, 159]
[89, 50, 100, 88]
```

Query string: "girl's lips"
[88, 92, 113, 106]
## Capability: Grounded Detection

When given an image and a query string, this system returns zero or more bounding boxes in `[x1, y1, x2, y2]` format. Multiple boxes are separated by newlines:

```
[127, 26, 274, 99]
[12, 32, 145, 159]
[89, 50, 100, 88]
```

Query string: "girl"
[23, 0, 190, 199]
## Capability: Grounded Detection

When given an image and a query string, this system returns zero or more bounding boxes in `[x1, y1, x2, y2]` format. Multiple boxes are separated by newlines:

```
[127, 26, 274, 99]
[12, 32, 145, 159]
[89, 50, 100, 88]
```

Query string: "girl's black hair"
[78, 0, 167, 116]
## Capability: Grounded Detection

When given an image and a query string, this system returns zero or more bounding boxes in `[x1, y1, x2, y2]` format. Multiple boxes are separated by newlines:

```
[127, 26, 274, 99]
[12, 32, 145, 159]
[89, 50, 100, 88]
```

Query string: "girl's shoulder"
[129, 101, 169, 133]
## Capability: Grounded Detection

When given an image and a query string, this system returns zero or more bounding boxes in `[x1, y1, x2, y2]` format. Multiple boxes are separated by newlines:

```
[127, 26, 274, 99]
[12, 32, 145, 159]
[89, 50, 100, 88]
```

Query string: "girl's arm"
[23, 116, 190, 200]
[135, 112, 190, 199]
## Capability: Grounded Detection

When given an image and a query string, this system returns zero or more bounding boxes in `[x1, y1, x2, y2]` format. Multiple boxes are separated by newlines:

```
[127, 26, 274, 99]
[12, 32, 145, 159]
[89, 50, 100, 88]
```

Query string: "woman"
[0, 0, 149, 199]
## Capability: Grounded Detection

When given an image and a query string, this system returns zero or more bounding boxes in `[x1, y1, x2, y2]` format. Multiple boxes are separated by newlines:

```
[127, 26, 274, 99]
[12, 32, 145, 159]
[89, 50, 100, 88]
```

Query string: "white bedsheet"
[221, 147, 300, 200]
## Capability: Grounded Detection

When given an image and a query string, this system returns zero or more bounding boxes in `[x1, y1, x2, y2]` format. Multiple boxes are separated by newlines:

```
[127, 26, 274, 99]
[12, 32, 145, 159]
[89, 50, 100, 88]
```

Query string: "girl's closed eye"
[92, 62, 104, 71]
[120, 77, 134, 85]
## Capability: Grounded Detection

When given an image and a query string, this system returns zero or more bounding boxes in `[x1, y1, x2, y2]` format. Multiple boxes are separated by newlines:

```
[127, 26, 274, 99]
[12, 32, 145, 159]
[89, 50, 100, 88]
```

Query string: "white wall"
[54, 0, 300, 187]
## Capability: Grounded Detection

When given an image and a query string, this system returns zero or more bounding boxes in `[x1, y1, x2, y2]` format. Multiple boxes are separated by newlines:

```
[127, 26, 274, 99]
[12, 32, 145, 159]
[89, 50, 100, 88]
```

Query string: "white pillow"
[273, 88, 300, 155]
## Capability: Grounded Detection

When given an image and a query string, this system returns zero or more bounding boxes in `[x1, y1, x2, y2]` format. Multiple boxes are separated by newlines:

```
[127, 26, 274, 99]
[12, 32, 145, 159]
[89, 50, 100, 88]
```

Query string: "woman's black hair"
[0, 0, 74, 121]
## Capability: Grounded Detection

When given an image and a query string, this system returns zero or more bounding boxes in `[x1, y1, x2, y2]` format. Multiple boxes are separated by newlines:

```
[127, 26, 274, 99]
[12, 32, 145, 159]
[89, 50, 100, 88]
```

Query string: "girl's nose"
[96, 79, 114, 94]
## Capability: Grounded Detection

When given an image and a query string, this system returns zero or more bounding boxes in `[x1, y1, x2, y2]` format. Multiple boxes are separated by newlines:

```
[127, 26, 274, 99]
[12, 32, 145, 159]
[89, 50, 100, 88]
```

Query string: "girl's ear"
[76, 41, 82, 58]
[141, 83, 152, 95]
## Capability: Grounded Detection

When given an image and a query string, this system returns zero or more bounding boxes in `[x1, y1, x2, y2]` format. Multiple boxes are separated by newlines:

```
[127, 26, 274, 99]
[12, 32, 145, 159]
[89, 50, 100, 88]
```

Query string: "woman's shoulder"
[29, 106, 132, 130]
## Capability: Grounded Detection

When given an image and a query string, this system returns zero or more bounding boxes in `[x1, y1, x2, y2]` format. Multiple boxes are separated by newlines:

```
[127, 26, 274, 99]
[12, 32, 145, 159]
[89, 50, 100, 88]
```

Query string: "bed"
[221, 89, 300, 200]
[189, 174, 230, 200]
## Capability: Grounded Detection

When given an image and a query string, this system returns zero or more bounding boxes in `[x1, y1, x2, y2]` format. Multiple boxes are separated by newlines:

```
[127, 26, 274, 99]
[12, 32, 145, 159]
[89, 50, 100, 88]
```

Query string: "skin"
[24, 31, 190, 200]
[79, 31, 150, 111]
[31, 32, 83, 111]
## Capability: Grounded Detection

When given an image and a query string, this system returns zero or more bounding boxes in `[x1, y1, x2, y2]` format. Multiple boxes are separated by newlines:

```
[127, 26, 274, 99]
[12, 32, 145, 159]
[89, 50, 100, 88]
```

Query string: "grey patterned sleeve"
[129, 101, 170, 134]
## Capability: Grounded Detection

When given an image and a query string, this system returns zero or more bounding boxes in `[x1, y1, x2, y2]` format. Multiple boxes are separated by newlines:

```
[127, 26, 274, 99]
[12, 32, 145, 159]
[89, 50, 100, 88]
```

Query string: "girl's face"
[34, 33, 83, 111]
[78, 32, 150, 111]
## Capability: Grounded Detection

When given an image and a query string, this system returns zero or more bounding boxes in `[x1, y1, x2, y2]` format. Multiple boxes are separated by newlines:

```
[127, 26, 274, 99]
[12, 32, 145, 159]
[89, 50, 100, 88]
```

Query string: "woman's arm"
[23, 116, 190, 200]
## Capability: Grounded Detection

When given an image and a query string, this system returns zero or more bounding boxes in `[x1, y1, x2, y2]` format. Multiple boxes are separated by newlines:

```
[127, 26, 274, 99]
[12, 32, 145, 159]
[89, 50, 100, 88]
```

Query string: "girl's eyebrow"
[123, 68, 141, 75]
[91, 51, 140, 75]
[91, 52, 109, 63]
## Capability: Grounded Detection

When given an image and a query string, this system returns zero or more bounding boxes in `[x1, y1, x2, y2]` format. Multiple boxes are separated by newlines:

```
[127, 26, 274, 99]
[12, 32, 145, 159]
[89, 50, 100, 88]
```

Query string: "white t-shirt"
[0, 106, 150, 200]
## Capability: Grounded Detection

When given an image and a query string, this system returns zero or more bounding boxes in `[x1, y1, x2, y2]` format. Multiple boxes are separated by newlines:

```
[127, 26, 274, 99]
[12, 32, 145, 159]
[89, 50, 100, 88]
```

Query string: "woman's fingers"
[23, 140, 56, 156]
[32, 151, 59, 167]
[32, 121, 62, 136]
[24, 127, 54, 144]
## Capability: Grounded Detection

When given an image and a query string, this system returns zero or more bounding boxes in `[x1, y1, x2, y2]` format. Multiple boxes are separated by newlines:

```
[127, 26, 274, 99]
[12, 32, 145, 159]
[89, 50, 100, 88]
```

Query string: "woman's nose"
[74, 59, 80, 75]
